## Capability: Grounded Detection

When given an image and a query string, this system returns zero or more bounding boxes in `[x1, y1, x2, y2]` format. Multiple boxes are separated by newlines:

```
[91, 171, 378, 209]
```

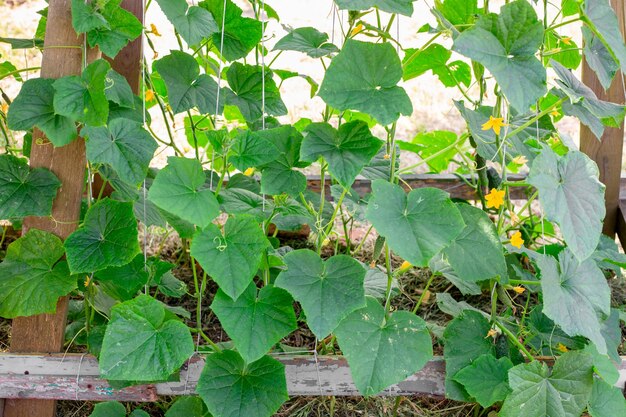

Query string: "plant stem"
[494, 319, 535, 361]
[412, 273, 436, 314]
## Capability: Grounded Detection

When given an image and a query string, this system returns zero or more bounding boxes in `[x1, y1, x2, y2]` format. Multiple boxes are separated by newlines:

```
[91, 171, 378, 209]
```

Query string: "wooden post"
[2, 0, 98, 416]
[94, 0, 144, 197]
[580, 0, 626, 239]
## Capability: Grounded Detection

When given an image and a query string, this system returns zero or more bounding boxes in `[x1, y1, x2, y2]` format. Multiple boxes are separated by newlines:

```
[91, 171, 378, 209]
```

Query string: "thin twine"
[261, 0, 267, 215]
[74, 353, 87, 401]
[141, 0, 149, 288]
[210, 0, 228, 191]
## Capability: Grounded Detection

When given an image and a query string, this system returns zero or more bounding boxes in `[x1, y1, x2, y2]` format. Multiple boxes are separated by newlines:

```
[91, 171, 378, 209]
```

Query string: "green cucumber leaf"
[500, 351, 594, 417]
[191, 215, 270, 300]
[274, 27, 338, 58]
[165, 397, 210, 417]
[199, 0, 262, 61]
[154, 51, 226, 115]
[453, 354, 513, 407]
[435, 0, 478, 27]
[0, 154, 61, 219]
[148, 157, 220, 228]
[155, 0, 217, 46]
[257, 126, 308, 196]
[335, 297, 433, 396]
[218, 188, 273, 222]
[334, 0, 417, 16]
[403, 44, 471, 88]
[99, 295, 194, 381]
[300, 121, 382, 188]
[528, 146, 605, 261]
[196, 350, 288, 417]
[588, 378, 626, 417]
[441, 204, 507, 282]
[0, 229, 76, 318]
[211, 283, 296, 362]
[452, 0, 546, 111]
[397, 130, 460, 173]
[583, 0, 626, 70]
[95, 254, 149, 301]
[229, 130, 279, 172]
[105, 69, 135, 108]
[88, 401, 126, 417]
[366, 180, 464, 267]
[86, 1, 143, 58]
[7, 78, 77, 146]
[319, 39, 412, 126]
[537, 249, 611, 354]
[552, 60, 625, 138]
[71, 0, 109, 34]
[84, 119, 157, 186]
[64, 199, 140, 274]
[53, 59, 110, 126]
[226, 62, 287, 122]
[275, 249, 366, 339]
[443, 310, 495, 401]
[582, 26, 620, 91]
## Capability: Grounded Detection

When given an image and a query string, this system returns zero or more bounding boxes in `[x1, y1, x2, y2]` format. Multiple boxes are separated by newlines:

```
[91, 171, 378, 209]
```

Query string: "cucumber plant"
[1, 0, 626, 416]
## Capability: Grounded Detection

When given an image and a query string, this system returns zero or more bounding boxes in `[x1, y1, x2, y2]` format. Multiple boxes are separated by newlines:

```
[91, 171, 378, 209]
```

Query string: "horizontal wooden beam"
[0, 353, 442, 401]
[1, 354, 624, 402]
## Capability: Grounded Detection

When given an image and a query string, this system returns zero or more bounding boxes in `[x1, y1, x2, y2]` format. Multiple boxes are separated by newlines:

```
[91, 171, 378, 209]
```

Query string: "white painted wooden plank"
[0, 354, 624, 402]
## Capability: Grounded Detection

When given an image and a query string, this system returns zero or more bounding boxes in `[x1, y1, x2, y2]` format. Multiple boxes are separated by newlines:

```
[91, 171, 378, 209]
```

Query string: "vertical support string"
[261, 0, 267, 215]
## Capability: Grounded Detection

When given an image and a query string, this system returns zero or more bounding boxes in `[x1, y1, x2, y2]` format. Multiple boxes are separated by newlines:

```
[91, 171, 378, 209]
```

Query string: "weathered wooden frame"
[2, 0, 626, 415]
[0, 354, 624, 404]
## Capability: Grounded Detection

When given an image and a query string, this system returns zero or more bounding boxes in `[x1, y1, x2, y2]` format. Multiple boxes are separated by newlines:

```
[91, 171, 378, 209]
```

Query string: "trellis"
[1, 0, 626, 416]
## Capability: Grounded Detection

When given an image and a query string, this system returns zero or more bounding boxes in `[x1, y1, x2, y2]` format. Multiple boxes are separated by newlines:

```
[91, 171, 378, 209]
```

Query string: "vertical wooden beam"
[580, 0, 626, 237]
[107, 0, 144, 94]
[2, 1, 98, 416]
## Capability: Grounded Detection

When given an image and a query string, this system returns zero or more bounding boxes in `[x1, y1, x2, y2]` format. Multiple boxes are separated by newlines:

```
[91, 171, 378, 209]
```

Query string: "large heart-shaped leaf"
[166, 397, 210, 417]
[583, 0, 626, 71]
[300, 121, 382, 187]
[148, 157, 220, 228]
[452, 0, 546, 111]
[88, 401, 126, 417]
[85, 1, 143, 58]
[588, 379, 626, 417]
[53, 59, 110, 126]
[7, 78, 77, 146]
[191, 215, 270, 300]
[319, 39, 412, 126]
[275, 249, 366, 338]
[440, 204, 507, 282]
[334, 0, 416, 16]
[552, 60, 625, 139]
[99, 295, 194, 381]
[0, 154, 60, 219]
[443, 310, 496, 401]
[155, 0, 217, 46]
[274, 27, 338, 58]
[453, 354, 513, 407]
[537, 249, 611, 354]
[196, 350, 288, 417]
[84, 119, 157, 186]
[335, 297, 433, 396]
[154, 51, 225, 115]
[0, 229, 76, 318]
[500, 351, 594, 417]
[257, 126, 309, 196]
[226, 63, 287, 122]
[199, 0, 262, 61]
[435, 0, 478, 27]
[211, 283, 296, 362]
[218, 188, 273, 222]
[402, 44, 471, 88]
[229, 130, 279, 172]
[64, 199, 140, 274]
[582, 27, 620, 91]
[95, 254, 149, 301]
[528, 147, 605, 261]
[366, 180, 464, 267]
[104, 69, 135, 109]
